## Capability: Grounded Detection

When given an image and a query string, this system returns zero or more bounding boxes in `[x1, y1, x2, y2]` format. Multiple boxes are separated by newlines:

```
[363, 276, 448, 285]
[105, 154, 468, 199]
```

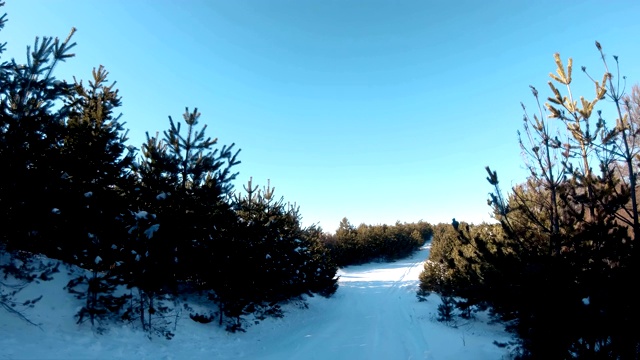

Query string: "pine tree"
[58, 65, 135, 329]
[127, 107, 240, 336]
[478, 45, 638, 358]
[0, 2, 75, 326]
[333, 217, 358, 265]
[0, 8, 76, 253]
[212, 178, 338, 330]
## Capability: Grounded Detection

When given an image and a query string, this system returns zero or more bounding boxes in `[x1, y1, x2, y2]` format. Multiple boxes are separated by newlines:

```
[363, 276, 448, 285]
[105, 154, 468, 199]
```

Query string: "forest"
[2, 1, 640, 358]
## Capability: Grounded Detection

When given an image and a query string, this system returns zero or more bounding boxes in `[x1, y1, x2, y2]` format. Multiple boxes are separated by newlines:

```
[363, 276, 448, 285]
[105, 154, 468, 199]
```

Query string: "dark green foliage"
[65, 269, 131, 331]
[418, 222, 507, 313]
[132, 107, 239, 288]
[436, 296, 455, 323]
[57, 65, 135, 246]
[55, 66, 137, 330]
[299, 225, 340, 297]
[424, 163, 638, 359]
[0, 3, 74, 326]
[0, 8, 76, 253]
[125, 107, 240, 336]
[420, 45, 640, 359]
[212, 178, 339, 328]
[323, 218, 432, 266]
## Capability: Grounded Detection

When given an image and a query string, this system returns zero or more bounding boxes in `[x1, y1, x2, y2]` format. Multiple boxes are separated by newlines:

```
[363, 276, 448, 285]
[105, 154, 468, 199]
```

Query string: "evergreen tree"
[126, 107, 239, 336]
[0, 2, 75, 326]
[0, 9, 76, 253]
[332, 217, 359, 265]
[213, 178, 338, 330]
[420, 44, 640, 358]
[58, 65, 135, 329]
[589, 46, 640, 240]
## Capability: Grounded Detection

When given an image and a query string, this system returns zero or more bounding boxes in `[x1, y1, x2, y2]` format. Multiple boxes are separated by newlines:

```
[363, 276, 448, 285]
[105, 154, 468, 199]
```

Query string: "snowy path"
[0, 243, 512, 359]
[256, 246, 430, 360]
[243, 243, 511, 360]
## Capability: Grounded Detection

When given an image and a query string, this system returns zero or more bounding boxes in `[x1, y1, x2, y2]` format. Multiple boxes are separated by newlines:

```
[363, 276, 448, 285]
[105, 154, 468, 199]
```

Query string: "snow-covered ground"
[0, 243, 514, 359]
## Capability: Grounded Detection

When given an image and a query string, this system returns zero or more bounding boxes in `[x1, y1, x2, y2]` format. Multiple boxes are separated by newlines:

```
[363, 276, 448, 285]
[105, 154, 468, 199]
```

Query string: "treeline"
[321, 218, 432, 267]
[419, 44, 640, 358]
[0, 5, 337, 336]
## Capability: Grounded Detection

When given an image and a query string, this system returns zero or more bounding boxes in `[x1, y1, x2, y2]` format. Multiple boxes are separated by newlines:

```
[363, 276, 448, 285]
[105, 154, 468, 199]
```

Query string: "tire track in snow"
[385, 246, 432, 359]
[345, 245, 432, 359]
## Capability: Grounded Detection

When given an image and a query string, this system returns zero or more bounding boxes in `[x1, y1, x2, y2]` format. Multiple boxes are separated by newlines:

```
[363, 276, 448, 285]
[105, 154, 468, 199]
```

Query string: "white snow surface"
[0, 243, 513, 359]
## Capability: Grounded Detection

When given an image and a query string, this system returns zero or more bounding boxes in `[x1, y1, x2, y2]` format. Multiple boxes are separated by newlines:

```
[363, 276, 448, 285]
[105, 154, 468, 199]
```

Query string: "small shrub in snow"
[437, 296, 456, 323]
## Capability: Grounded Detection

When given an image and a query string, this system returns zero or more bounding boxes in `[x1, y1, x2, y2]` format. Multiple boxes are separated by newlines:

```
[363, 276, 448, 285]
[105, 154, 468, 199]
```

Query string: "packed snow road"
[247, 243, 511, 360]
[0, 243, 512, 359]
[262, 247, 432, 359]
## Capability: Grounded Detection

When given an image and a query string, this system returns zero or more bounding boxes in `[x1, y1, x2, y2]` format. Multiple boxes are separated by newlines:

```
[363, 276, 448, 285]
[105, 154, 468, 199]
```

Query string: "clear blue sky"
[3, 1, 640, 231]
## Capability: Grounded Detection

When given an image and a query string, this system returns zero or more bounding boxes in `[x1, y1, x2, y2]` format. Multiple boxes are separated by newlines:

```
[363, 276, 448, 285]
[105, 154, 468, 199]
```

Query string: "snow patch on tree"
[144, 224, 160, 239]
